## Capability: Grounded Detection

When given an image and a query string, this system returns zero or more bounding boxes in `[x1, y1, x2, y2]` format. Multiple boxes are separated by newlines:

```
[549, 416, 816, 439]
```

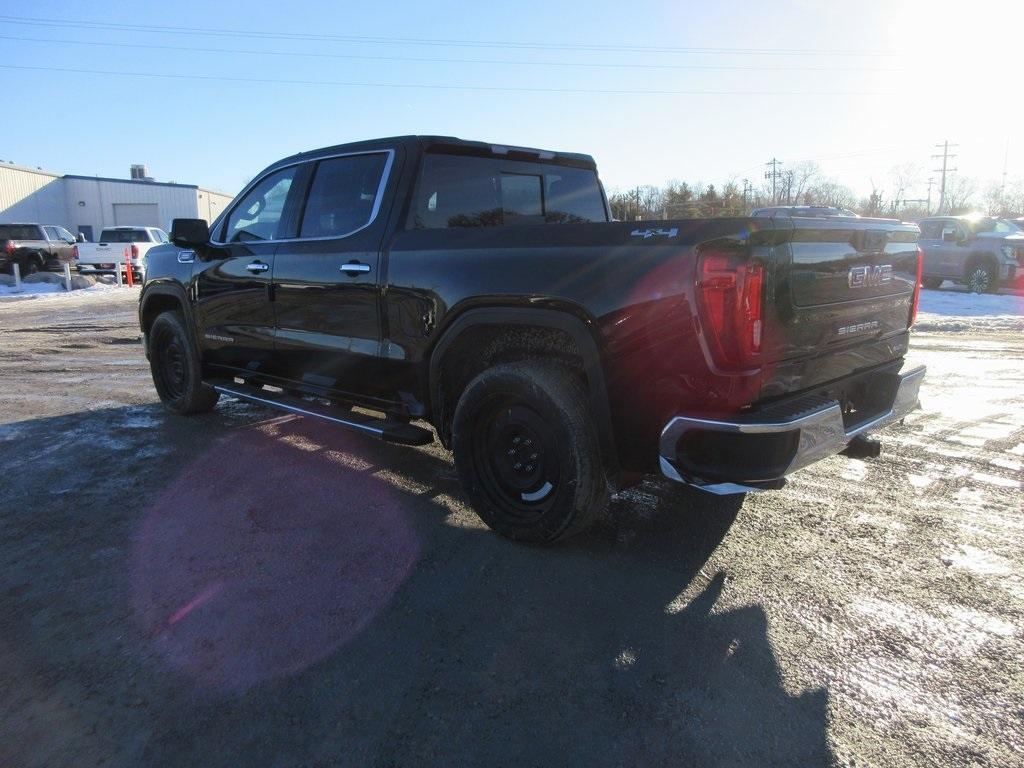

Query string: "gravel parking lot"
[1, 287, 1021, 767]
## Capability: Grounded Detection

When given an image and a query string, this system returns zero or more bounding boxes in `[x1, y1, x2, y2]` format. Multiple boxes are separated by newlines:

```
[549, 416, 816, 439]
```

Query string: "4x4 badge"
[630, 227, 679, 239]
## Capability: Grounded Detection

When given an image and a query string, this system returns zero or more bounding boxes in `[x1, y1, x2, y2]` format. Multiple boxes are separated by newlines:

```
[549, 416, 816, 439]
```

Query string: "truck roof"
[274, 135, 598, 172]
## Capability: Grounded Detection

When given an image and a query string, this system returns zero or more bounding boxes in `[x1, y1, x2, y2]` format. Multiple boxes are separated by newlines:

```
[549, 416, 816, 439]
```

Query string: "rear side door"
[270, 150, 396, 399]
[192, 164, 305, 374]
[917, 220, 944, 277]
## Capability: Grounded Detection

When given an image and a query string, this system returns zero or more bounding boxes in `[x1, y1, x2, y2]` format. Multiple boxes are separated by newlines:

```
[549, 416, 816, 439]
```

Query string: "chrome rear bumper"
[659, 365, 926, 495]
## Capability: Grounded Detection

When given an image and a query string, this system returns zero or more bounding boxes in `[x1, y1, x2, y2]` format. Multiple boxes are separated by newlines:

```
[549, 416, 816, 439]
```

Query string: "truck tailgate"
[758, 216, 920, 396]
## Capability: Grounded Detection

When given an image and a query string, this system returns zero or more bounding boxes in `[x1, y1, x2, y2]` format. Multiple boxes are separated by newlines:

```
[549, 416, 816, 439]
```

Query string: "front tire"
[965, 262, 997, 294]
[452, 361, 609, 543]
[148, 311, 219, 414]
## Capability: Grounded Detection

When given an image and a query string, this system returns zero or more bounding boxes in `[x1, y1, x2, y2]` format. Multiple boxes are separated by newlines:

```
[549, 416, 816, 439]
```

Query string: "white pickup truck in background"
[74, 226, 169, 282]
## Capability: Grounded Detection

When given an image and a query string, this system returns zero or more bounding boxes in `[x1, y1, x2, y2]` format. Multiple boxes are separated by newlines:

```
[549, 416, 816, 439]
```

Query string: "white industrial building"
[0, 161, 235, 242]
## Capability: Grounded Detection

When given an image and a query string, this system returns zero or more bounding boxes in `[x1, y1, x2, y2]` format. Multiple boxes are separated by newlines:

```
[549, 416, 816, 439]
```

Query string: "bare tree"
[944, 177, 977, 214]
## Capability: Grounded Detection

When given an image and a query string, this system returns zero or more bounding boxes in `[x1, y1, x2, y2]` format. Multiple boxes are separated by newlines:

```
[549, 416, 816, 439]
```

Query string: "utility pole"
[742, 178, 751, 210]
[633, 186, 642, 221]
[925, 178, 935, 214]
[764, 158, 782, 205]
[931, 140, 958, 214]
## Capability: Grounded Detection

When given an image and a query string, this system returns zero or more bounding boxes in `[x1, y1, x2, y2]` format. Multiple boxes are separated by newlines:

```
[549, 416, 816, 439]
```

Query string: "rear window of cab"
[409, 153, 608, 229]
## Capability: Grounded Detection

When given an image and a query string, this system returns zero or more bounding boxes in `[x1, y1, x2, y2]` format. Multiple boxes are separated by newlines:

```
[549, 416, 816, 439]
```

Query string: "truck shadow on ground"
[0, 405, 833, 768]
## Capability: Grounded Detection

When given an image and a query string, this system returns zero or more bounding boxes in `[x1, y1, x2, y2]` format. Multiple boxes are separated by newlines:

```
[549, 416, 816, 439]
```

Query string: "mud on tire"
[451, 361, 609, 543]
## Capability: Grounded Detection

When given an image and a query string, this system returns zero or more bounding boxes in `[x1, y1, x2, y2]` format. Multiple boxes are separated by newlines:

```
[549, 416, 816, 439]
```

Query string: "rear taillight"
[130, 244, 139, 259]
[72, 245, 79, 260]
[697, 247, 764, 370]
[909, 246, 923, 326]
[4, 242, 13, 256]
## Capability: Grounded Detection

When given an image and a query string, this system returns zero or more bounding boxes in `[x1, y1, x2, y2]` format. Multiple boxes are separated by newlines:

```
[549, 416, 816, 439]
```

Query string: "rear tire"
[452, 361, 609, 543]
[148, 311, 220, 414]
[921, 276, 943, 290]
[965, 261, 997, 294]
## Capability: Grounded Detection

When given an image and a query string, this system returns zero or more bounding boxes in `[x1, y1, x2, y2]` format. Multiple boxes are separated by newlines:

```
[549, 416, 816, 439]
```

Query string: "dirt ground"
[1, 288, 1021, 768]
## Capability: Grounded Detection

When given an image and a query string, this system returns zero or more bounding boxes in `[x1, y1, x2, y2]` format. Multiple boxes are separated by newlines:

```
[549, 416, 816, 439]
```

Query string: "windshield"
[99, 229, 150, 243]
[967, 218, 1019, 235]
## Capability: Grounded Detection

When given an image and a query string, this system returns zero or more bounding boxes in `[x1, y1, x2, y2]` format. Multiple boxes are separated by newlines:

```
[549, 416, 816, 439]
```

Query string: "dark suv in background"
[918, 215, 1023, 292]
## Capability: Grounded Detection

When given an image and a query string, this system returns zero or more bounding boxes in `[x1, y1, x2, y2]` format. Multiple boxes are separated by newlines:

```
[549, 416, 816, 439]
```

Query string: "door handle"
[246, 261, 269, 273]
[340, 261, 372, 275]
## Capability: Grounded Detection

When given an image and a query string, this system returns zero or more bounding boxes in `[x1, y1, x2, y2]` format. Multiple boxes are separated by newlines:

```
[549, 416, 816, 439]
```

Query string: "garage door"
[113, 203, 159, 226]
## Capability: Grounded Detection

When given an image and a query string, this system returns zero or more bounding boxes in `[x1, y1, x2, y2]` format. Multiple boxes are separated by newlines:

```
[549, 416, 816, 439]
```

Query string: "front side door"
[192, 164, 305, 374]
[42, 226, 68, 266]
[271, 150, 395, 400]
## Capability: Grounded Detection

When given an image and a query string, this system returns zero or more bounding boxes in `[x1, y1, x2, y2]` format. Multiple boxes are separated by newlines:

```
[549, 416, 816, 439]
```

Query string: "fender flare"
[428, 306, 620, 480]
[138, 281, 195, 355]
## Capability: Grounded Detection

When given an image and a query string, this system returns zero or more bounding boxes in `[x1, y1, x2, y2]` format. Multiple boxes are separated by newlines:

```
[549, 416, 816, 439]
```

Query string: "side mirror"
[170, 218, 210, 248]
[76, 233, 87, 243]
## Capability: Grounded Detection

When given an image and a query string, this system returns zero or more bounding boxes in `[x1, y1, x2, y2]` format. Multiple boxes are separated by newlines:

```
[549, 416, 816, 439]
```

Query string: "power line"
[931, 140, 958, 214]
[0, 15, 902, 56]
[765, 158, 783, 204]
[0, 64, 898, 97]
[0, 34, 903, 74]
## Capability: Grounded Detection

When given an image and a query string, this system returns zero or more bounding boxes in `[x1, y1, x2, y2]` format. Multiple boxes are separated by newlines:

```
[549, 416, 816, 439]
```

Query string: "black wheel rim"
[153, 329, 187, 401]
[471, 397, 561, 521]
[968, 267, 990, 293]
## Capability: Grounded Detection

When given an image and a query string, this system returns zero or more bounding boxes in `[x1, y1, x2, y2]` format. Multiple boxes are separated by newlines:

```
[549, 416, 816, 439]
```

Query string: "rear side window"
[410, 154, 501, 228]
[222, 167, 298, 243]
[919, 220, 941, 239]
[99, 229, 150, 243]
[409, 153, 607, 229]
[43, 226, 61, 240]
[544, 169, 608, 223]
[299, 153, 389, 238]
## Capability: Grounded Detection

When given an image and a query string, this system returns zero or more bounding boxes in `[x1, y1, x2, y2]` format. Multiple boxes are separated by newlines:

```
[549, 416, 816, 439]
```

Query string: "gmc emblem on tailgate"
[848, 264, 893, 288]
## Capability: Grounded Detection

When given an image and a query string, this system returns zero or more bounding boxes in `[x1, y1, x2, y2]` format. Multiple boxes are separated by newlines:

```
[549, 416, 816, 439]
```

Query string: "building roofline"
[0, 161, 61, 178]
[61, 173, 199, 190]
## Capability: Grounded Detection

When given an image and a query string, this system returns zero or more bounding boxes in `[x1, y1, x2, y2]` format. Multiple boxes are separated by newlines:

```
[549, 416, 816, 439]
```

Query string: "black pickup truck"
[140, 136, 925, 543]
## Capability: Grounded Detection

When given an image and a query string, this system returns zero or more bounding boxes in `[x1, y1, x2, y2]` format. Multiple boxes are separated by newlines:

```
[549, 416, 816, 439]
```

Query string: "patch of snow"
[0, 282, 131, 300]
[907, 473, 934, 489]
[971, 472, 1020, 489]
[943, 544, 1012, 576]
[915, 287, 1024, 332]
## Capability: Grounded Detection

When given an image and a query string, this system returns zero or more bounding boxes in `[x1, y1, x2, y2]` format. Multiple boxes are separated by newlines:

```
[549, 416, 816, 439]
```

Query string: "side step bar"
[213, 382, 435, 446]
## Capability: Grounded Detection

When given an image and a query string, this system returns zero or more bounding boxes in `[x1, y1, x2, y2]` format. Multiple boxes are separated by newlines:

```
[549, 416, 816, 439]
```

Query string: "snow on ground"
[0, 282, 127, 300]
[915, 285, 1023, 333]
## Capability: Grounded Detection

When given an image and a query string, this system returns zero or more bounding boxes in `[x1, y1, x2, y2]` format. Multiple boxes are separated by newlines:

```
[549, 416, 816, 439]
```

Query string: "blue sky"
[1, 0, 1020, 199]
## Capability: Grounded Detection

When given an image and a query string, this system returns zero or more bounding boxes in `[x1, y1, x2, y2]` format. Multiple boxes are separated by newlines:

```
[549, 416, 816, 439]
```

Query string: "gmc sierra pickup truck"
[140, 136, 926, 543]
[75, 226, 170, 282]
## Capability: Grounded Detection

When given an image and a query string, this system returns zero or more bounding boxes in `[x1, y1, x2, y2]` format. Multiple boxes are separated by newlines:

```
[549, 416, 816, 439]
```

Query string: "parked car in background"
[751, 205, 860, 218]
[918, 215, 1023, 292]
[0, 223, 77, 275]
[74, 226, 169, 282]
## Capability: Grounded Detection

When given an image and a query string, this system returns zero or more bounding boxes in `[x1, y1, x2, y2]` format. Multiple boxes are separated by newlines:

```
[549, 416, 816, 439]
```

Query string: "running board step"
[213, 382, 434, 446]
